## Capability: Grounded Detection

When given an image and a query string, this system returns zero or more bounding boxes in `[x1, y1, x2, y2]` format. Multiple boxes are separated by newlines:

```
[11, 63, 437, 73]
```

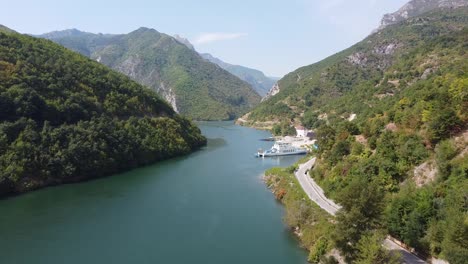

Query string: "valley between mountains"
[0, 0, 466, 263]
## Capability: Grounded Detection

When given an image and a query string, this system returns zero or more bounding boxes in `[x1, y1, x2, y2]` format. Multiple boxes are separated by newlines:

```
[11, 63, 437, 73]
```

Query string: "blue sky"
[3, 0, 408, 77]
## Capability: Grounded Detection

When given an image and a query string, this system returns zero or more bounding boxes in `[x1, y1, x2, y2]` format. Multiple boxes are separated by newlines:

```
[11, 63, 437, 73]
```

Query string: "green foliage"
[41, 28, 261, 121]
[385, 184, 435, 252]
[301, 110, 324, 129]
[0, 32, 206, 196]
[249, 8, 468, 261]
[271, 121, 296, 136]
[328, 140, 350, 165]
[425, 154, 468, 263]
[316, 125, 336, 154]
[355, 231, 401, 264]
[428, 107, 463, 143]
[333, 176, 385, 262]
[249, 102, 295, 121]
[248, 9, 467, 144]
[308, 237, 329, 263]
[384, 140, 467, 258]
[264, 166, 333, 263]
[435, 139, 458, 179]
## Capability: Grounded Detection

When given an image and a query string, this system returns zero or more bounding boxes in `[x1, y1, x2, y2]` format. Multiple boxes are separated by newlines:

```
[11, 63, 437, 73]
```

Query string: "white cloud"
[193, 32, 247, 45]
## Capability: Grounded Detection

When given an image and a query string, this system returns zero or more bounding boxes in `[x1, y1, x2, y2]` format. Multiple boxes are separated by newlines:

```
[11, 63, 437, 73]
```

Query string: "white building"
[295, 126, 308, 137]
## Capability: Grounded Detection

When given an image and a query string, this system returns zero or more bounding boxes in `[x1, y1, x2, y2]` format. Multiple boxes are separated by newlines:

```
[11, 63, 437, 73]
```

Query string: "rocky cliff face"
[111, 53, 179, 112]
[262, 83, 280, 102]
[173, 34, 195, 51]
[379, 0, 468, 30]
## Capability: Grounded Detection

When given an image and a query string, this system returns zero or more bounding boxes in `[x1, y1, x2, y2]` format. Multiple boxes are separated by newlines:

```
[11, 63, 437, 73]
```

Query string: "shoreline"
[263, 160, 335, 263]
[0, 143, 206, 200]
[264, 157, 430, 264]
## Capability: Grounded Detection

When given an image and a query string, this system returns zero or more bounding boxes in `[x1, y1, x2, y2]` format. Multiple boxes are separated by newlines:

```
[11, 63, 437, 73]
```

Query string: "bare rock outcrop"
[378, 0, 468, 31]
[262, 82, 281, 102]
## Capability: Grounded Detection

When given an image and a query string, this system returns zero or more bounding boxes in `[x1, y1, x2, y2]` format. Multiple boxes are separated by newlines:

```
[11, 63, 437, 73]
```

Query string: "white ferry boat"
[256, 141, 307, 157]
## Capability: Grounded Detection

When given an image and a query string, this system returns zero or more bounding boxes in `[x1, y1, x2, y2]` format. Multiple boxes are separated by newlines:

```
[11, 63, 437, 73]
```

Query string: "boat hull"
[256, 150, 307, 157]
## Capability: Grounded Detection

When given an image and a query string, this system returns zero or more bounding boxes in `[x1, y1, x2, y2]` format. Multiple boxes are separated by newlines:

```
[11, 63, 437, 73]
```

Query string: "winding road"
[295, 158, 426, 264]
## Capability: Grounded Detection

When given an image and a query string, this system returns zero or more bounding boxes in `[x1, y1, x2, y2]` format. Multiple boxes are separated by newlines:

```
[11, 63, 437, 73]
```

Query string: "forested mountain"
[246, 5, 467, 264]
[38, 28, 261, 120]
[0, 28, 206, 197]
[172, 34, 276, 97]
[245, 7, 467, 132]
[38, 28, 90, 39]
[200, 53, 276, 97]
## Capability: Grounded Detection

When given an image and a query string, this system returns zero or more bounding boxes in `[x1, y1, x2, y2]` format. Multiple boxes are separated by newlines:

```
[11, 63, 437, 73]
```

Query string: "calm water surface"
[0, 122, 307, 264]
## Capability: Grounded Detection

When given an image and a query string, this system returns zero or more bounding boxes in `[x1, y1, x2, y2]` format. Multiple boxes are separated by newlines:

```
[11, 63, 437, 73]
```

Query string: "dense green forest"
[0, 29, 206, 197]
[256, 8, 467, 264]
[39, 28, 261, 120]
[265, 164, 400, 264]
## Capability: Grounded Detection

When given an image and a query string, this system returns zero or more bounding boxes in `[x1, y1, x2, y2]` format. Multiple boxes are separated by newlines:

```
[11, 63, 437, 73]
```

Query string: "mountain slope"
[38, 28, 89, 39]
[173, 34, 195, 50]
[39, 28, 261, 120]
[0, 29, 206, 197]
[246, 6, 467, 263]
[200, 53, 276, 97]
[0, 24, 16, 34]
[379, 0, 468, 30]
[246, 7, 467, 127]
[172, 34, 276, 97]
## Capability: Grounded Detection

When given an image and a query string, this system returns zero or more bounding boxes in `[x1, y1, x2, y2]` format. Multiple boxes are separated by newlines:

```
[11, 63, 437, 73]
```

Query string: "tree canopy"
[0, 30, 206, 197]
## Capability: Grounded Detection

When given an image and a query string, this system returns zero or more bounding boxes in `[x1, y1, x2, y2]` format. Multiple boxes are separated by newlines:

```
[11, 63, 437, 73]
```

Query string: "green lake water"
[0, 122, 307, 264]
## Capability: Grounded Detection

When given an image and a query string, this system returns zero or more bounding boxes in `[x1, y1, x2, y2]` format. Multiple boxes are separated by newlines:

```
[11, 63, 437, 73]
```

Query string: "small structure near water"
[295, 125, 308, 137]
[295, 125, 315, 139]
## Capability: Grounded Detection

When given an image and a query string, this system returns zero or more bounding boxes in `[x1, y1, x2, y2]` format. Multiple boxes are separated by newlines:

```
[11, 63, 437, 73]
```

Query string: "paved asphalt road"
[294, 158, 426, 264]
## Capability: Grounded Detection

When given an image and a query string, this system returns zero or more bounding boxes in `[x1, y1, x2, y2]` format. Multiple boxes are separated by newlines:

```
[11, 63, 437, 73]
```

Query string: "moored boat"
[256, 141, 307, 157]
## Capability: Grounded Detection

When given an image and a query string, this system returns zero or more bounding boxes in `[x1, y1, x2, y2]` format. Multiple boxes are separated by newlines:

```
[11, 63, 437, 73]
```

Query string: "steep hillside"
[0, 24, 16, 34]
[173, 34, 276, 97]
[200, 53, 276, 97]
[247, 7, 467, 263]
[379, 0, 468, 30]
[246, 7, 467, 129]
[172, 34, 276, 97]
[39, 28, 261, 120]
[0, 29, 206, 197]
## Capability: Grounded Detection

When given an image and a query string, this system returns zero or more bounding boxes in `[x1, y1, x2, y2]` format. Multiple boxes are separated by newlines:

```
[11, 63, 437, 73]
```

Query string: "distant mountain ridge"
[200, 53, 276, 97]
[37, 28, 91, 39]
[38, 28, 260, 120]
[173, 35, 276, 97]
[379, 0, 468, 30]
